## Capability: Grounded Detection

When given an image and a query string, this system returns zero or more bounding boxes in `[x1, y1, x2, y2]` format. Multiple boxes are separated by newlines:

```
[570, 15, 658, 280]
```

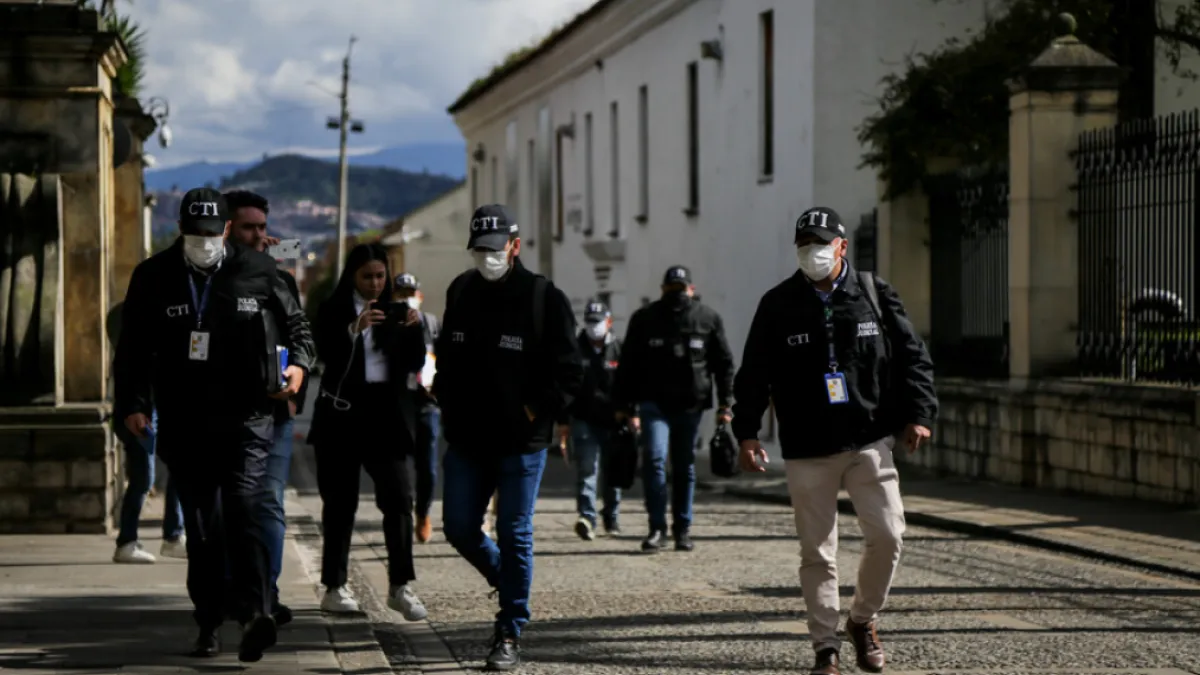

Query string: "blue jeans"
[640, 401, 702, 535]
[572, 420, 620, 527]
[414, 406, 440, 518]
[116, 410, 184, 547]
[441, 446, 547, 638]
[264, 416, 294, 601]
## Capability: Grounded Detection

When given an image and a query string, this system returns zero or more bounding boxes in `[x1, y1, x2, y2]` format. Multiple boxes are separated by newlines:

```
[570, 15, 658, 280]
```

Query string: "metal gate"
[926, 165, 1010, 378]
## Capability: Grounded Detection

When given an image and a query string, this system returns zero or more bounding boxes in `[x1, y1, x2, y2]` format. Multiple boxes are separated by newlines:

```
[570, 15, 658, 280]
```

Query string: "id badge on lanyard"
[188, 274, 214, 362]
[823, 304, 849, 404]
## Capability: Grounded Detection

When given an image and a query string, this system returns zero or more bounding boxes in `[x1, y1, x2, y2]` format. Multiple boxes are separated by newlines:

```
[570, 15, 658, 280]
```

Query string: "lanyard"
[822, 302, 838, 373]
[187, 273, 214, 329]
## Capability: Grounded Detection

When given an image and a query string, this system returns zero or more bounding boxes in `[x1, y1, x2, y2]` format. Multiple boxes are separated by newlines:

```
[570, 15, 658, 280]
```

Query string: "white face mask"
[586, 321, 608, 341]
[472, 250, 511, 281]
[405, 296, 421, 310]
[797, 243, 837, 281]
[183, 235, 225, 269]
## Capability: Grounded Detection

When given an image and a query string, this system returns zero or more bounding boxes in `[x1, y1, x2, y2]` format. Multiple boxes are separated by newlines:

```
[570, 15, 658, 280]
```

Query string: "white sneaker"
[320, 586, 360, 614]
[574, 516, 595, 541]
[160, 535, 187, 559]
[388, 584, 427, 621]
[113, 541, 156, 564]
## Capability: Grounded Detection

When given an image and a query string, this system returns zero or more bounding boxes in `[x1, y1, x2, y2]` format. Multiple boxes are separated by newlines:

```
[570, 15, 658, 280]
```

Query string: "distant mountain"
[145, 141, 465, 192]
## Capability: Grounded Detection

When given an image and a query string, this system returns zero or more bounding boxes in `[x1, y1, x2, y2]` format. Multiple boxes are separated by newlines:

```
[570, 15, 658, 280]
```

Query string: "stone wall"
[0, 407, 118, 533]
[908, 378, 1200, 505]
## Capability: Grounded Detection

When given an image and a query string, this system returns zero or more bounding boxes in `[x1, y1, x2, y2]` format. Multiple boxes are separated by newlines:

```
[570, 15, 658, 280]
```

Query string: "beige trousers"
[784, 436, 906, 652]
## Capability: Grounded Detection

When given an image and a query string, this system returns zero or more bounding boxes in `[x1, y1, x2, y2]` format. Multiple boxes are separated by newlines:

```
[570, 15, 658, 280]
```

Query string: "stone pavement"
[0, 492, 392, 674]
[297, 446, 1200, 675]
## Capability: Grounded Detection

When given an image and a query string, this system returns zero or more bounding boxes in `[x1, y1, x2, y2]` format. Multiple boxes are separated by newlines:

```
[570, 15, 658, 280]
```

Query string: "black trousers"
[162, 419, 274, 629]
[315, 386, 416, 589]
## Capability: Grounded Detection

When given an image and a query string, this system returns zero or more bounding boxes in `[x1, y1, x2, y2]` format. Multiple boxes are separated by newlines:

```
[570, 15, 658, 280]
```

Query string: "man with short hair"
[733, 206, 937, 675]
[434, 204, 584, 671]
[392, 272, 440, 543]
[224, 189, 305, 627]
[615, 265, 735, 553]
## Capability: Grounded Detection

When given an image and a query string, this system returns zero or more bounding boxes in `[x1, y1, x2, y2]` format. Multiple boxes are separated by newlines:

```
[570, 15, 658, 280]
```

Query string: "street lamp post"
[327, 36, 364, 279]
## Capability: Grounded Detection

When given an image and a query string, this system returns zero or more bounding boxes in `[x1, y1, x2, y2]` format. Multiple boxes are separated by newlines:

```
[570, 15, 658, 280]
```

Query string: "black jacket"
[113, 239, 315, 439]
[432, 258, 584, 456]
[276, 270, 311, 418]
[615, 293, 735, 414]
[731, 265, 938, 460]
[305, 289, 427, 449]
[561, 331, 621, 428]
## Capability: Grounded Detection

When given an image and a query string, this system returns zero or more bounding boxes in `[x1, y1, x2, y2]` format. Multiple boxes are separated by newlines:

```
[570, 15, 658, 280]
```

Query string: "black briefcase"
[605, 423, 639, 490]
[709, 421, 740, 478]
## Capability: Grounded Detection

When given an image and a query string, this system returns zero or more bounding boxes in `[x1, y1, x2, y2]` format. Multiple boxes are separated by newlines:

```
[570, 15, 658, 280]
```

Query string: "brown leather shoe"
[416, 515, 432, 543]
[809, 648, 840, 675]
[846, 618, 885, 672]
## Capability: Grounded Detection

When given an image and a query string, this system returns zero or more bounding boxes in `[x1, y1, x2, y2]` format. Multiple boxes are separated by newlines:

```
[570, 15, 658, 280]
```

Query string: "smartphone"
[267, 238, 302, 260]
[373, 300, 410, 322]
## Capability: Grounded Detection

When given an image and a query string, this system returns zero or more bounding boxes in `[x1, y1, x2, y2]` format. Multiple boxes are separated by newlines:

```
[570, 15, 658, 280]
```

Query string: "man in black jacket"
[114, 188, 315, 663]
[433, 204, 584, 672]
[732, 206, 937, 675]
[615, 265, 735, 553]
[557, 300, 623, 540]
[223, 189, 305, 626]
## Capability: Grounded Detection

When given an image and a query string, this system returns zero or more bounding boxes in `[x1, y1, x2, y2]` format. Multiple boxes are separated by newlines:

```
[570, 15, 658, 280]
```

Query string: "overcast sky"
[125, 0, 594, 168]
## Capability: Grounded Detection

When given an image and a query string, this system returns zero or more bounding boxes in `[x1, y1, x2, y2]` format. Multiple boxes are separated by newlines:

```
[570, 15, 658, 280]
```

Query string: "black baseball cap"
[662, 265, 691, 287]
[395, 273, 420, 291]
[179, 187, 229, 236]
[794, 206, 846, 244]
[467, 204, 519, 251]
[584, 300, 610, 323]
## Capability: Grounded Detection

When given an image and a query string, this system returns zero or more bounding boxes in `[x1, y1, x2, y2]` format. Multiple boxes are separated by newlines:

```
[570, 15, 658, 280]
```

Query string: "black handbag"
[605, 423, 639, 490]
[709, 421, 740, 478]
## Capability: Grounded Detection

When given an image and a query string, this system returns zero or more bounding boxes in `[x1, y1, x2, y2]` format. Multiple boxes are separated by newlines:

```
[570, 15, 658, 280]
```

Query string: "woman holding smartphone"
[307, 243, 427, 621]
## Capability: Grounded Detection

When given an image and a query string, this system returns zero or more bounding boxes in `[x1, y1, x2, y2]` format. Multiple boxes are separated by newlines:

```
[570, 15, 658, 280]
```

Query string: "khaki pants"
[784, 436, 905, 652]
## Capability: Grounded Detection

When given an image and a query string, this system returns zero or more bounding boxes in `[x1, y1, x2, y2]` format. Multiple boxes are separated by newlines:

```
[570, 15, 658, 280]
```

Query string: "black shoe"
[641, 530, 666, 553]
[674, 531, 694, 551]
[238, 614, 277, 663]
[485, 631, 520, 671]
[603, 519, 621, 536]
[188, 627, 220, 658]
[273, 602, 293, 627]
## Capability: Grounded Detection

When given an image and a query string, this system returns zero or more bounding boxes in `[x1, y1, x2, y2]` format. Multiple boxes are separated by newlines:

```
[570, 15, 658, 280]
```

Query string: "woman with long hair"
[306, 243, 428, 620]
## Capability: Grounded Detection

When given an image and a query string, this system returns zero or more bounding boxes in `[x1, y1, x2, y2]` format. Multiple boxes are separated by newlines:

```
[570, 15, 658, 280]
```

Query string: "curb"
[696, 479, 1200, 583]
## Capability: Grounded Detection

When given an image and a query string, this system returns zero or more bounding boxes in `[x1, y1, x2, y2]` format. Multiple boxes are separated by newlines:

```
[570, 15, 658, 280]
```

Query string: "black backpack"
[709, 420, 739, 478]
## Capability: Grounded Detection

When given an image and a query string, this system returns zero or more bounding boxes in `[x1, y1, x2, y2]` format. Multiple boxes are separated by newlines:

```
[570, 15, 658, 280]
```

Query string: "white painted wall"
[396, 183, 472, 321]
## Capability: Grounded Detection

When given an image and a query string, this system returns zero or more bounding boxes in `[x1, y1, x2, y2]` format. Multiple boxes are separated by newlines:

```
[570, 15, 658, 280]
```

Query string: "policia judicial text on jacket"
[731, 266, 937, 460]
[433, 258, 584, 454]
[615, 293, 735, 414]
[114, 239, 315, 433]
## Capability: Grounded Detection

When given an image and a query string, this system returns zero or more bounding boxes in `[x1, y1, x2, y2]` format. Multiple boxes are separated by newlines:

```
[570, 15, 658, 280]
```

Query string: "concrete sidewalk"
[0, 493, 392, 674]
[696, 459, 1200, 580]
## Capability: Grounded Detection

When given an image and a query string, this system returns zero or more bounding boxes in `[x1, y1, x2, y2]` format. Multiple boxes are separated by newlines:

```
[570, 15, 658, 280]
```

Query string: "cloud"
[125, 0, 595, 168]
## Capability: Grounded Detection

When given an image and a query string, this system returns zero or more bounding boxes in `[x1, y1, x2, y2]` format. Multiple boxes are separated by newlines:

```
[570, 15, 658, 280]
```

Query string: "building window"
[686, 62, 699, 214]
[536, 107, 552, 248]
[490, 156, 498, 202]
[555, 118, 568, 241]
[584, 112, 594, 236]
[759, 10, 775, 178]
[609, 100, 620, 237]
[636, 85, 648, 222]
[526, 139, 536, 238]
[505, 121, 519, 211]
[471, 165, 479, 209]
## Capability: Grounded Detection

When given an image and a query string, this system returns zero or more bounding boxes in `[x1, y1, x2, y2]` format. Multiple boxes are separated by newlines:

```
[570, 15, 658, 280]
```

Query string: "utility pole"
[327, 35, 363, 280]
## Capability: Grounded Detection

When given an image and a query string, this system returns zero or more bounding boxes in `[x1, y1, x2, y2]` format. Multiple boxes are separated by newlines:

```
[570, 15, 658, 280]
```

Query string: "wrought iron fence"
[926, 164, 1010, 378]
[1074, 111, 1200, 385]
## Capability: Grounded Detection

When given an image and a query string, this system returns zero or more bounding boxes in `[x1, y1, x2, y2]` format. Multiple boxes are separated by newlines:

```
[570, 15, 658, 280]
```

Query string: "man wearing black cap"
[432, 204, 584, 671]
[392, 272, 440, 544]
[113, 187, 316, 663]
[731, 206, 937, 675]
[558, 299, 623, 539]
[614, 265, 735, 553]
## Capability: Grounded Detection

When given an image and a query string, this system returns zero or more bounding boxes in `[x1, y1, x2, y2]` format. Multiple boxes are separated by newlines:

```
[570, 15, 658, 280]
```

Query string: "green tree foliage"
[78, 0, 145, 98]
[220, 155, 460, 219]
[859, 0, 1200, 199]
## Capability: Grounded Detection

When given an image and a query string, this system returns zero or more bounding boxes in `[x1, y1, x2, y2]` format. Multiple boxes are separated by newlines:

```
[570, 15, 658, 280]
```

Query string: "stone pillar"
[1007, 14, 1123, 378]
[111, 96, 156, 305]
[0, 2, 129, 533]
